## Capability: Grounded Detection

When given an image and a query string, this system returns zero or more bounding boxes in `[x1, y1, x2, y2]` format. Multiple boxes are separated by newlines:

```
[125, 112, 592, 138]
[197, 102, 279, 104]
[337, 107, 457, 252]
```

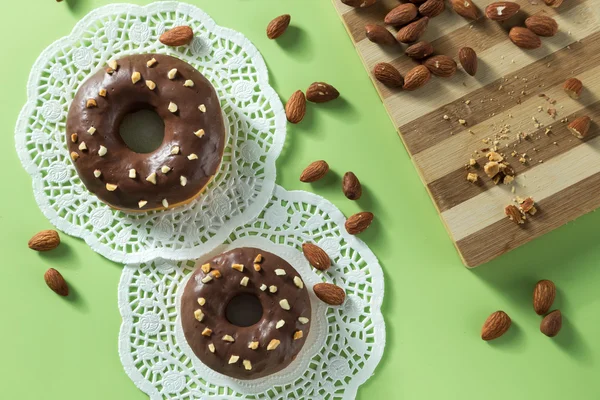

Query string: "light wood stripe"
[388, 2, 597, 129]
[412, 58, 600, 184]
[456, 169, 600, 267]
[429, 100, 600, 212]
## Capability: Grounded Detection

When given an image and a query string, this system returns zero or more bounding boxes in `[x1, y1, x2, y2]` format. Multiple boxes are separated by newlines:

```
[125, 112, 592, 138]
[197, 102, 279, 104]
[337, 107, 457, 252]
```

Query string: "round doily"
[14, 1, 285, 264]
[118, 186, 385, 399]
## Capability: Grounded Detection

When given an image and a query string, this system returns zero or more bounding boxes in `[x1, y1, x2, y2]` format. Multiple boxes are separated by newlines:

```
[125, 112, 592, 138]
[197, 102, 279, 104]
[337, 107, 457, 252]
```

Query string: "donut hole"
[225, 293, 263, 327]
[119, 109, 165, 153]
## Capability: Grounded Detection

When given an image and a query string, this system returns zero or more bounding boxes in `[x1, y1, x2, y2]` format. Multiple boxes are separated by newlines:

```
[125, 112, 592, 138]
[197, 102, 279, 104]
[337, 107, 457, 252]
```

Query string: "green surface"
[2, 0, 599, 399]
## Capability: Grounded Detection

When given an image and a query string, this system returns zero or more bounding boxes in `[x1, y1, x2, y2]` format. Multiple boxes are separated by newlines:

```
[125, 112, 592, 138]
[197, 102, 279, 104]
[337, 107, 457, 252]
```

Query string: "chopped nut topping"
[98, 145, 107, 157]
[293, 276, 304, 289]
[243, 360, 252, 370]
[167, 68, 178, 80]
[267, 339, 281, 350]
[279, 299, 291, 310]
[487, 151, 504, 162]
[298, 317, 309, 324]
[93, 169, 102, 178]
[168, 102, 178, 113]
[269, 285, 277, 293]
[201, 263, 211, 273]
[505, 204, 525, 224]
[293, 330, 304, 340]
[198, 104, 206, 112]
[146, 172, 157, 184]
[70, 152, 79, 161]
[254, 254, 263, 263]
[184, 79, 195, 87]
[468, 158, 477, 167]
[138, 200, 147, 208]
[161, 166, 171, 174]
[70, 133, 78, 143]
[466, 172, 478, 183]
[275, 269, 286, 276]
[86, 99, 97, 108]
[275, 320, 285, 329]
[180, 176, 187, 186]
[131, 71, 141, 84]
[201, 275, 213, 283]
[202, 328, 212, 337]
[484, 161, 500, 178]
[87, 127, 96, 135]
[194, 129, 205, 138]
[518, 196, 537, 215]
[78, 142, 87, 151]
[240, 276, 249, 286]
[254, 263, 261, 271]
[129, 169, 136, 179]
[208, 343, 215, 353]
[98, 88, 107, 97]
[210, 270, 222, 279]
[146, 58, 157, 67]
[162, 199, 169, 208]
[222, 335, 235, 342]
[171, 146, 180, 155]
[108, 60, 118, 71]
[259, 284, 267, 291]
[106, 183, 118, 192]
[228, 355, 239, 364]
[197, 297, 206, 306]
[146, 80, 156, 90]
[503, 175, 514, 185]
[194, 309, 204, 322]
[188, 153, 198, 160]
[232, 263, 244, 272]
[248, 341, 259, 350]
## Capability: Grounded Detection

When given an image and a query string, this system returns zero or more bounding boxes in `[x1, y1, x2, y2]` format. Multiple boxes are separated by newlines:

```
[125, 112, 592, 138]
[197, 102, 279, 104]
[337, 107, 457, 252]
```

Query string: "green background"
[2, 0, 599, 399]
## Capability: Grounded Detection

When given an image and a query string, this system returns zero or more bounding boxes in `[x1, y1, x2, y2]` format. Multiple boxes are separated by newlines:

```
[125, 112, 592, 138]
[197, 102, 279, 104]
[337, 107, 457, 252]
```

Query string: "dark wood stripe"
[457, 167, 600, 267]
[341, 0, 405, 44]
[428, 101, 600, 212]
[399, 31, 600, 155]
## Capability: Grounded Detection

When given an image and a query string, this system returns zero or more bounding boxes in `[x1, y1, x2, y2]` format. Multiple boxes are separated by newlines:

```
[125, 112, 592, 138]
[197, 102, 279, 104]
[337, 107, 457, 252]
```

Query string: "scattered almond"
[266, 14, 291, 39]
[159, 26, 194, 46]
[403, 65, 431, 91]
[300, 160, 329, 182]
[533, 280, 556, 315]
[568, 116, 591, 139]
[302, 243, 331, 271]
[365, 24, 397, 46]
[405, 41, 434, 60]
[509, 27, 541, 50]
[285, 90, 306, 124]
[481, 311, 511, 341]
[563, 78, 583, 99]
[384, 3, 418, 26]
[373, 62, 404, 88]
[423, 55, 457, 78]
[28, 230, 60, 251]
[396, 17, 429, 43]
[306, 82, 339, 103]
[484, 1, 520, 21]
[419, 0, 445, 18]
[451, 0, 480, 20]
[342, 171, 362, 200]
[44, 268, 69, 296]
[345, 211, 374, 234]
[525, 15, 558, 37]
[458, 47, 478, 76]
[540, 310, 562, 337]
[313, 283, 346, 305]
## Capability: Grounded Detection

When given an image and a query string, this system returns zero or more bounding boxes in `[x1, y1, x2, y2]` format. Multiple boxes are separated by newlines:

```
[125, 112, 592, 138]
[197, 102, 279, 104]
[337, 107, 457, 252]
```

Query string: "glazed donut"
[66, 54, 226, 212]
[181, 247, 312, 380]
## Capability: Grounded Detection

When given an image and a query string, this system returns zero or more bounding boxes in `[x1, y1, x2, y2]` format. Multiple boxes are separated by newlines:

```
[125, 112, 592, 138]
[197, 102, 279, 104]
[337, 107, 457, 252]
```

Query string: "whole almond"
[302, 243, 331, 271]
[266, 14, 291, 39]
[485, 1, 520, 21]
[313, 283, 346, 305]
[28, 230, 60, 251]
[365, 24, 397, 45]
[533, 279, 556, 315]
[342, 172, 362, 200]
[373, 63, 404, 88]
[285, 90, 306, 124]
[525, 15, 558, 37]
[306, 82, 340, 103]
[159, 26, 194, 47]
[405, 41, 434, 59]
[563, 77, 583, 99]
[384, 3, 418, 26]
[458, 47, 478, 76]
[568, 116, 591, 139]
[540, 310, 562, 337]
[342, 0, 377, 7]
[403, 65, 431, 91]
[396, 17, 429, 43]
[509, 27, 541, 50]
[44, 268, 69, 296]
[481, 311, 511, 341]
[423, 55, 457, 77]
[543, 0, 563, 7]
[345, 211, 374, 235]
[300, 160, 329, 182]
[451, 0, 479, 20]
[419, 0, 446, 18]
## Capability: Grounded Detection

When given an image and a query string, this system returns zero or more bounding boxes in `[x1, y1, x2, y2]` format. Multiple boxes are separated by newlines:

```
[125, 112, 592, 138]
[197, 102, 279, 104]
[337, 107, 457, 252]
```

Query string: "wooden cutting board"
[333, 0, 600, 267]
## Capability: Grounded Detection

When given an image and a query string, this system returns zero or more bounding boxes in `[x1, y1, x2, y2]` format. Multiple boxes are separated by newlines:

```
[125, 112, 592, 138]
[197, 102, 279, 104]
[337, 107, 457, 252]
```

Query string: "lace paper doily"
[119, 186, 385, 399]
[15, 2, 285, 264]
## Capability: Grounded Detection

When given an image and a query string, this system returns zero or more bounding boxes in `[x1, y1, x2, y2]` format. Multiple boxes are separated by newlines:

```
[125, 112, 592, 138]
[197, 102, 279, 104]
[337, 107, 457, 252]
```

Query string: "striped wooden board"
[333, 0, 600, 267]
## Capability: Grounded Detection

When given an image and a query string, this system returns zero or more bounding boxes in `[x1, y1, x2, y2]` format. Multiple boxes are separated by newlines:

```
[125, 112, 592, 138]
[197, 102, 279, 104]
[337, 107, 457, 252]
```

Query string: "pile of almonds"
[28, 230, 69, 296]
[481, 279, 562, 340]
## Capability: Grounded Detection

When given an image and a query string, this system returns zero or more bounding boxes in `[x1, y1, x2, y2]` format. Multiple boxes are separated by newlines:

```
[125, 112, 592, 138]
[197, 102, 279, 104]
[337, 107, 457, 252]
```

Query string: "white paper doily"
[118, 186, 385, 399]
[15, 2, 285, 264]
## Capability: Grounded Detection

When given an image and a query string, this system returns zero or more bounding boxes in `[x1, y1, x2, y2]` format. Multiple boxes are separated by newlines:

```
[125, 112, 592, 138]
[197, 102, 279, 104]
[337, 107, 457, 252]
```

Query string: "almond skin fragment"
[342, 172, 362, 200]
[159, 26, 194, 46]
[300, 160, 329, 182]
[540, 310, 562, 337]
[481, 311, 511, 341]
[533, 280, 556, 315]
[28, 230, 60, 251]
[44, 268, 69, 297]
[313, 283, 346, 306]
[302, 243, 331, 271]
[266, 14, 291, 39]
[345, 212, 374, 234]
[285, 90, 306, 124]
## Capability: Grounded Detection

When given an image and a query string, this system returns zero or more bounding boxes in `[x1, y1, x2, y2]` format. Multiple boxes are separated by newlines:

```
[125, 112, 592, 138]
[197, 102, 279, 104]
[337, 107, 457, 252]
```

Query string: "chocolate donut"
[181, 248, 312, 379]
[66, 54, 226, 211]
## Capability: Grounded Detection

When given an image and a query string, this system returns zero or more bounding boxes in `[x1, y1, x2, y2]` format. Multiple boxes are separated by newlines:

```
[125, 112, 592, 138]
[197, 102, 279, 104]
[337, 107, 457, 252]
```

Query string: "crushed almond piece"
[293, 330, 304, 340]
[98, 88, 107, 97]
[129, 169, 136, 179]
[269, 285, 277, 293]
[484, 162, 500, 178]
[222, 335, 235, 342]
[184, 79, 195, 87]
[466, 173, 478, 183]
[108, 60, 118, 70]
[131, 71, 141, 84]
[138, 200, 147, 208]
[254, 263, 261, 271]
[168, 68, 178, 80]
[240, 276, 249, 286]
[201, 263, 211, 273]
[86, 99, 97, 108]
[487, 151, 504, 162]
[188, 153, 198, 160]
[503, 175, 514, 185]
[147, 58, 157, 67]
[279, 299, 291, 310]
[162, 198, 169, 208]
[202, 327, 212, 337]
[293, 276, 304, 289]
[198, 104, 207, 112]
[275, 269, 286, 276]
[243, 359, 252, 370]
[468, 158, 477, 167]
[197, 297, 206, 306]
[171, 146, 180, 155]
[298, 317, 309, 324]
[70, 133, 78, 143]
[248, 341, 259, 350]
[518, 196, 537, 215]
[105, 183, 118, 191]
[210, 270, 222, 279]
[208, 343, 215, 353]
[232, 263, 244, 272]
[267, 339, 281, 350]
[168, 102, 178, 113]
[70, 152, 79, 161]
[228, 355, 239, 364]
[180, 176, 188, 186]
[505, 204, 525, 225]
[146, 172, 157, 184]
[259, 284, 267, 291]
[146, 80, 156, 90]
[254, 254, 263, 263]
[201, 275, 213, 283]
[194, 129, 205, 138]
[93, 169, 102, 178]
[276, 320, 285, 329]
[458, 119, 467, 125]
[194, 309, 204, 322]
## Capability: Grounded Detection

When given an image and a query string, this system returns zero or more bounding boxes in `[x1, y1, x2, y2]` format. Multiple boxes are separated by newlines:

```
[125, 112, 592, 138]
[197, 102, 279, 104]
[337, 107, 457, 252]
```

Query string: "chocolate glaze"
[66, 54, 225, 211]
[181, 248, 312, 380]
